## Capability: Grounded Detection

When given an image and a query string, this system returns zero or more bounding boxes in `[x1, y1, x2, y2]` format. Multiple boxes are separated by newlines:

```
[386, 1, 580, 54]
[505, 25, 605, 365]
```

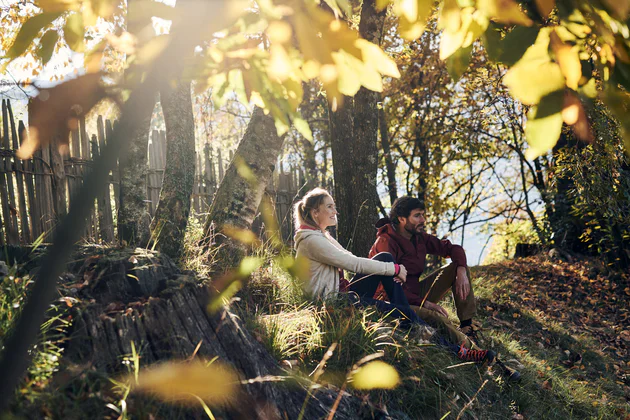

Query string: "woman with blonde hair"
[293, 188, 417, 322]
[293, 187, 499, 367]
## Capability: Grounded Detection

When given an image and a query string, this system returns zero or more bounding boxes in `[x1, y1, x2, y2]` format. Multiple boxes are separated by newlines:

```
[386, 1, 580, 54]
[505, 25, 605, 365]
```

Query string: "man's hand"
[423, 301, 448, 317]
[395, 265, 407, 284]
[455, 266, 471, 301]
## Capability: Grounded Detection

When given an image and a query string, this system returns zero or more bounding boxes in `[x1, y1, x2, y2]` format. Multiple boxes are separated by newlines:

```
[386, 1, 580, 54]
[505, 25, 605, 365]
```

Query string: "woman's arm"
[304, 235, 395, 276]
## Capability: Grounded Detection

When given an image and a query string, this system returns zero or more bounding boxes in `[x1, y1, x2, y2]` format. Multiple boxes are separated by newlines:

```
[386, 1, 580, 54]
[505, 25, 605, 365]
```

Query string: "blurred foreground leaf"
[349, 360, 400, 390]
[131, 360, 238, 405]
[18, 73, 107, 159]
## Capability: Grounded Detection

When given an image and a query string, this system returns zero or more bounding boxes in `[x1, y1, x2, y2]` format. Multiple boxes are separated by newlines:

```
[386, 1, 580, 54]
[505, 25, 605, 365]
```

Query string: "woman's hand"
[395, 265, 407, 284]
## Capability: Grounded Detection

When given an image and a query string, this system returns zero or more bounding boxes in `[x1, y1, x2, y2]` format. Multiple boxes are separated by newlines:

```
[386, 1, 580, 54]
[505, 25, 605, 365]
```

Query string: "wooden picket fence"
[0, 99, 302, 246]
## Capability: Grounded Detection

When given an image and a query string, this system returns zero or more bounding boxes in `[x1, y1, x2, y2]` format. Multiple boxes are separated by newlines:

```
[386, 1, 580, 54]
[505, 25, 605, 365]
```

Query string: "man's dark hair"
[389, 196, 423, 226]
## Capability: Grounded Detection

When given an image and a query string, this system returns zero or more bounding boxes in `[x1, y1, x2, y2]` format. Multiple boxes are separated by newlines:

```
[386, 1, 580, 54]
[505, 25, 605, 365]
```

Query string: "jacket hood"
[375, 218, 398, 238]
[294, 228, 325, 250]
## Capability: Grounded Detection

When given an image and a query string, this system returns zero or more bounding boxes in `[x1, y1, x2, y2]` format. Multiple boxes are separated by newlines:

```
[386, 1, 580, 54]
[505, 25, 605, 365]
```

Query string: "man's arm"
[422, 233, 467, 268]
[424, 234, 470, 300]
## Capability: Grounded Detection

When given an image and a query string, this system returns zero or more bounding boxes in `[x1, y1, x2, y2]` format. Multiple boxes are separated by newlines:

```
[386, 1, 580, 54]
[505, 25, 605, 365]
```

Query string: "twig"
[456, 379, 488, 420]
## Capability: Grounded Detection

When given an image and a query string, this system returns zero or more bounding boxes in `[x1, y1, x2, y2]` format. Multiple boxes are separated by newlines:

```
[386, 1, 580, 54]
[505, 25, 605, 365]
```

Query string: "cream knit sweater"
[294, 228, 396, 299]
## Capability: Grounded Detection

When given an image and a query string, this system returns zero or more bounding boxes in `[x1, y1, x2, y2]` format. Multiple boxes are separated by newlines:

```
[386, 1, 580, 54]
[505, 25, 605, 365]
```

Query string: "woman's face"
[313, 195, 337, 229]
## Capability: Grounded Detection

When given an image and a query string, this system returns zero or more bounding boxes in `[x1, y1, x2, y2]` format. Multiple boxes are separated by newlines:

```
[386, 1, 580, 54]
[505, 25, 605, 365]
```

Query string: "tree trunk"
[329, 97, 355, 248]
[117, 102, 153, 246]
[150, 81, 196, 261]
[202, 107, 284, 273]
[117, 0, 154, 247]
[379, 100, 398, 205]
[330, 0, 385, 256]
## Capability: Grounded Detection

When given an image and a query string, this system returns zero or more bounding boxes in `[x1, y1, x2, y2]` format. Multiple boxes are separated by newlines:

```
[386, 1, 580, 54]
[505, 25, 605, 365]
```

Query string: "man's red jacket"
[368, 218, 467, 306]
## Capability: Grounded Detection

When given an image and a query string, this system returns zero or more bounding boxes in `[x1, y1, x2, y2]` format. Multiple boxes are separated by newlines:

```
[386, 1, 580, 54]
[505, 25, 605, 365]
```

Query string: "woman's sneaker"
[457, 344, 496, 365]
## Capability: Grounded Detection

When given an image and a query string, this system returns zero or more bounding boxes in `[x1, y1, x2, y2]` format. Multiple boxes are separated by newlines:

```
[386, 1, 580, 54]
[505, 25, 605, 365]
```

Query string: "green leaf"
[525, 90, 564, 159]
[37, 30, 58, 65]
[351, 361, 400, 390]
[64, 12, 84, 52]
[496, 25, 540, 66]
[5, 12, 62, 60]
[293, 116, 313, 142]
[446, 44, 472, 81]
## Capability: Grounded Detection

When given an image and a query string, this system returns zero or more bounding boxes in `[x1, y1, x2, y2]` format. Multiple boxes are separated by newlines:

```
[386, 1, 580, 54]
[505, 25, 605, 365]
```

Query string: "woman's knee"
[372, 252, 395, 263]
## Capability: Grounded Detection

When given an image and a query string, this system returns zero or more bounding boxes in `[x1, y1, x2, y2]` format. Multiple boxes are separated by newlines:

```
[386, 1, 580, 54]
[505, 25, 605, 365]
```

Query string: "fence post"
[20, 121, 40, 241]
[97, 116, 114, 242]
[1, 100, 19, 244]
[8, 100, 31, 243]
[39, 144, 55, 240]
[49, 135, 67, 221]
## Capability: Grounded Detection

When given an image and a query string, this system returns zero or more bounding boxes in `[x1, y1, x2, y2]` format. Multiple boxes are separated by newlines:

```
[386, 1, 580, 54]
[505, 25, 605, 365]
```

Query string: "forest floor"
[237, 253, 630, 419]
[3, 249, 630, 419]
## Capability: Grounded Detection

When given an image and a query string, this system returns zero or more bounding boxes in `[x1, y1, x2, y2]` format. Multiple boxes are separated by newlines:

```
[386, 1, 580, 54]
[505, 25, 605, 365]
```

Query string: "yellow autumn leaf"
[266, 20, 292, 44]
[395, 0, 433, 40]
[395, 0, 419, 22]
[476, 0, 533, 26]
[222, 226, 260, 246]
[350, 361, 400, 390]
[356, 39, 400, 78]
[503, 28, 565, 105]
[132, 360, 238, 405]
[268, 44, 293, 81]
[440, 8, 488, 60]
[550, 30, 581, 90]
[439, 0, 461, 32]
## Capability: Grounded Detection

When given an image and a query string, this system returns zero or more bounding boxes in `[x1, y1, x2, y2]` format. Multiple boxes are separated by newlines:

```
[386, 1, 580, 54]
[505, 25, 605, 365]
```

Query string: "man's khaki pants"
[409, 262, 478, 348]
[410, 305, 475, 349]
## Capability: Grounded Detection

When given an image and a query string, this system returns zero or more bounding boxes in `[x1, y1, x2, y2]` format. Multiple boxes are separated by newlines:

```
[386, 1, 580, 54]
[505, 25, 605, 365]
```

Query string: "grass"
[3, 235, 629, 419]
[233, 252, 630, 419]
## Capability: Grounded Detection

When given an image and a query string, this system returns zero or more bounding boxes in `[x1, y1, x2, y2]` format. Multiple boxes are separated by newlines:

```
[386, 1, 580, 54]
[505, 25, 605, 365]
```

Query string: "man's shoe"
[459, 324, 480, 345]
[457, 344, 496, 365]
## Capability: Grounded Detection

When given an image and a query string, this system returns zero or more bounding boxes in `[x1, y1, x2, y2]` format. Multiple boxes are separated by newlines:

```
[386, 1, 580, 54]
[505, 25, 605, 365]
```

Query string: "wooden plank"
[20, 121, 40, 241]
[193, 152, 200, 214]
[106, 120, 119, 214]
[78, 117, 91, 240]
[49, 134, 67, 222]
[8, 101, 31, 243]
[148, 130, 159, 215]
[88, 134, 99, 241]
[39, 144, 55, 240]
[97, 115, 114, 242]
[2, 99, 19, 243]
[0, 100, 8, 246]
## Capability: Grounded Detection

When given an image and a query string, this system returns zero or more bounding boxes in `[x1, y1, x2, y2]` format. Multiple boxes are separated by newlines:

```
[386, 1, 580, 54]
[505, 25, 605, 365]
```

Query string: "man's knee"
[372, 252, 395, 263]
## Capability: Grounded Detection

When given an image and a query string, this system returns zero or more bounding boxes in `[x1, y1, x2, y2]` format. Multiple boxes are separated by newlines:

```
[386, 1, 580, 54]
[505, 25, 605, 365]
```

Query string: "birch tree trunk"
[202, 107, 284, 273]
[150, 81, 196, 260]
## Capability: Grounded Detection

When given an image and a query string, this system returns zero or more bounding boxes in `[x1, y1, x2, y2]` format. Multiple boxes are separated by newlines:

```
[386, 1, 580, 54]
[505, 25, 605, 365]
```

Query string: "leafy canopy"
[3, 0, 630, 157]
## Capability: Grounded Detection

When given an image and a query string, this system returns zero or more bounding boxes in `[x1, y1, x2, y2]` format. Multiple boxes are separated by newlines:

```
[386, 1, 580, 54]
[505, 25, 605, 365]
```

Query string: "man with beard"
[369, 196, 479, 346]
